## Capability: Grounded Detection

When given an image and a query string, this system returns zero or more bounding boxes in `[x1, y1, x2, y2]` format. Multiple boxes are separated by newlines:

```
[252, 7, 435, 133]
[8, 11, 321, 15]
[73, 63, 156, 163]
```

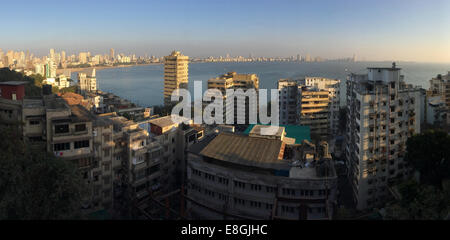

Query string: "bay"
[72, 61, 450, 107]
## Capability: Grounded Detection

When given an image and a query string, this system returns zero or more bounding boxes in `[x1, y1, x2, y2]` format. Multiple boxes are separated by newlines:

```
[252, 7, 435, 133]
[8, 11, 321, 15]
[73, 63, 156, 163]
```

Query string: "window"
[103, 176, 111, 185]
[54, 142, 70, 151]
[75, 124, 86, 132]
[148, 164, 160, 175]
[218, 177, 229, 185]
[29, 120, 40, 125]
[234, 180, 246, 189]
[249, 201, 261, 208]
[266, 186, 276, 193]
[74, 140, 89, 149]
[204, 173, 215, 181]
[55, 124, 69, 134]
[282, 188, 296, 196]
[234, 198, 245, 206]
[250, 184, 261, 191]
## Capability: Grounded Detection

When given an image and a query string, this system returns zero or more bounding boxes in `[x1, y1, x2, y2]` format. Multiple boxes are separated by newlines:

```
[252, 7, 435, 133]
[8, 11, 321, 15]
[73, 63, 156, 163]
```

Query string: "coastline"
[56, 62, 162, 74]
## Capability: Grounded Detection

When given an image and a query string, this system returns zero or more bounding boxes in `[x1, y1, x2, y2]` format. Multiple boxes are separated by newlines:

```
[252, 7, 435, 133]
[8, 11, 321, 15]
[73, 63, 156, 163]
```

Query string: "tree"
[0, 68, 42, 96]
[384, 179, 450, 220]
[405, 130, 450, 187]
[0, 127, 86, 219]
[59, 85, 78, 94]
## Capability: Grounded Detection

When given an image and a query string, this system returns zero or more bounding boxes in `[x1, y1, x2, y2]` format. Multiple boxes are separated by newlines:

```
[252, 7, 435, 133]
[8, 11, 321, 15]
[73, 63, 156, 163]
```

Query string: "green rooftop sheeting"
[244, 124, 311, 144]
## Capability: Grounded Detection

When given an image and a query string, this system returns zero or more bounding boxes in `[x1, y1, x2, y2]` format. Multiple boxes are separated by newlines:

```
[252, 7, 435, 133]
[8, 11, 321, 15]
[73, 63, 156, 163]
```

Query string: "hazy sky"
[1, 0, 449, 62]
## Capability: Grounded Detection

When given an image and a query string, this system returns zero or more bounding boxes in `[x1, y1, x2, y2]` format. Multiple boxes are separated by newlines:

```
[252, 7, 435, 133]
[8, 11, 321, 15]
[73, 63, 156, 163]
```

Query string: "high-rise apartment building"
[299, 88, 331, 137]
[345, 63, 422, 210]
[61, 51, 66, 63]
[300, 77, 340, 135]
[110, 48, 115, 61]
[49, 48, 55, 62]
[278, 77, 340, 136]
[206, 72, 259, 124]
[278, 79, 301, 125]
[163, 51, 189, 105]
[79, 52, 88, 64]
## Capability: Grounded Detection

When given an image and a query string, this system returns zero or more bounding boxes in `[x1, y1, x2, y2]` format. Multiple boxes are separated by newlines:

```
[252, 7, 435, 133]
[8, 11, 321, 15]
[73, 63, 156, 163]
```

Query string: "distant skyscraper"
[297, 54, 301, 62]
[110, 48, 115, 60]
[305, 54, 311, 62]
[49, 48, 55, 61]
[61, 51, 66, 62]
[79, 52, 88, 64]
[163, 51, 189, 105]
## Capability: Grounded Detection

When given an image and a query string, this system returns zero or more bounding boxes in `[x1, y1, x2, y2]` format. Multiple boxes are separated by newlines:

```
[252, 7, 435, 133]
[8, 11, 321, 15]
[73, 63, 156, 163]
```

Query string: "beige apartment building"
[163, 51, 189, 105]
[207, 72, 259, 124]
[300, 77, 340, 135]
[278, 77, 340, 137]
[299, 88, 331, 137]
[345, 64, 422, 210]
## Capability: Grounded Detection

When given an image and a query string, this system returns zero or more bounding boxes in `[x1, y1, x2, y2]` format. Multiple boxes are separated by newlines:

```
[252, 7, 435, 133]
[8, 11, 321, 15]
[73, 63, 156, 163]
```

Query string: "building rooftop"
[199, 132, 286, 169]
[0, 81, 28, 86]
[187, 133, 218, 154]
[244, 124, 311, 144]
[70, 105, 95, 122]
[23, 99, 44, 108]
[44, 95, 69, 110]
[149, 115, 191, 128]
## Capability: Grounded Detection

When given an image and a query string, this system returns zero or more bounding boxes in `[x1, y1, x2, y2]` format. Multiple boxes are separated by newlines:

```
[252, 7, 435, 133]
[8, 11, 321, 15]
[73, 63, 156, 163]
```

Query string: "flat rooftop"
[244, 124, 311, 144]
[0, 81, 28, 86]
[149, 115, 191, 128]
[199, 132, 285, 169]
[70, 105, 95, 122]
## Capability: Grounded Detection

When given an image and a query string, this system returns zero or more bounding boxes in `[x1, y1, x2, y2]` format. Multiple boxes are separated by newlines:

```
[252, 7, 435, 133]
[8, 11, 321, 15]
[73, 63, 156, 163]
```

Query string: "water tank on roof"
[43, 84, 52, 95]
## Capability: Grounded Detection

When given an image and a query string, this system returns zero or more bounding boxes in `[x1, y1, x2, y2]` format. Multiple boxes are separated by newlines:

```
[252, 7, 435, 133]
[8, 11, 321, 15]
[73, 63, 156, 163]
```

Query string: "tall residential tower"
[345, 63, 422, 210]
[163, 51, 189, 105]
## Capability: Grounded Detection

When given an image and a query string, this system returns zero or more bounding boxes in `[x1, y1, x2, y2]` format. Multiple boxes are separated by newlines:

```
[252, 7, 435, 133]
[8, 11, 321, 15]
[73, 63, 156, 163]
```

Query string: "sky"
[1, 0, 449, 62]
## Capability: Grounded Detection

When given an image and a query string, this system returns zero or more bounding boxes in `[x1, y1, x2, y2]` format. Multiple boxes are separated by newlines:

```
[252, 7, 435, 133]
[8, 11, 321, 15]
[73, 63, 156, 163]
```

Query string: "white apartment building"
[78, 68, 97, 94]
[163, 51, 189, 105]
[345, 63, 422, 210]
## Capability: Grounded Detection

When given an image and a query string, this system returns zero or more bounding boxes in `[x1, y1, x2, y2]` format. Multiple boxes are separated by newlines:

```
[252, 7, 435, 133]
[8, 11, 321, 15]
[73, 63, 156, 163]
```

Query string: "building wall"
[0, 84, 25, 100]
[186, 153, 337, 220]
[163, 51, 189, 105]
[345, 68, 421, 210]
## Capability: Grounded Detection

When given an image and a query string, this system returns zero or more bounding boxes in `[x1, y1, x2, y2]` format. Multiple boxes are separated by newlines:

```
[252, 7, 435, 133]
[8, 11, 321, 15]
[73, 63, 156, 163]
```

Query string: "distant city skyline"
[1, 0, 449, 63]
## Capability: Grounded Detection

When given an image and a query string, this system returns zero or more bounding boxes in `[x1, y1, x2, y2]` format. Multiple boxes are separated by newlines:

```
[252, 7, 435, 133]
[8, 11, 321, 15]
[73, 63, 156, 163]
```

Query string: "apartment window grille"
[74, 140, 89, 149]
[75, 124, 87, 132]
[250, 184, 262, 191]
[54, 142, 70, 151]
[29, 120, 40, 125]
[55, 124, 69, 134]
[266, 186, 276, 193]
[234, 180, 246, 189]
